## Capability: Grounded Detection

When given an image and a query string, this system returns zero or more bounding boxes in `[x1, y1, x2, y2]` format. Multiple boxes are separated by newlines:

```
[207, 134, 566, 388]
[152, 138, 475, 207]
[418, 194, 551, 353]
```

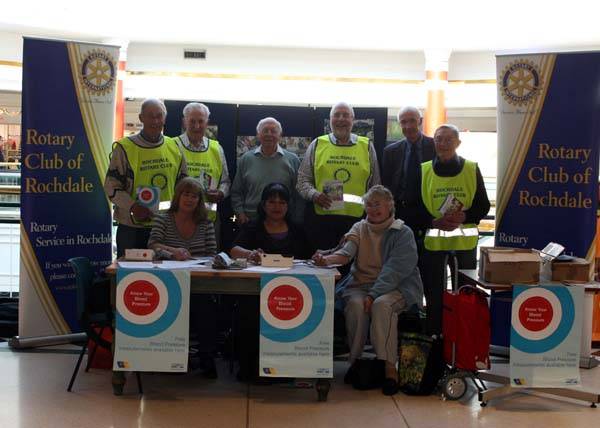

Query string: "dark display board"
[164, 101, 388, 249]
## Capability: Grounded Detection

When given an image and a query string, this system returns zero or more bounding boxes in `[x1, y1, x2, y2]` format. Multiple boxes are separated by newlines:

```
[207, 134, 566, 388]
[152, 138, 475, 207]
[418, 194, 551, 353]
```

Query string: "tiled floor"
[0, 343, 599, 428]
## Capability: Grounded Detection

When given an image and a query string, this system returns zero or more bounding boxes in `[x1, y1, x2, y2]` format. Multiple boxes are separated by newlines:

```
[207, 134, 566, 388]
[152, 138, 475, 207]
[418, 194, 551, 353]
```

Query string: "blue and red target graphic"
[136, 186, 159, 209]
[510, 286, 575, 353]
[116, 270, 182, 338]
[260, 275, 325, 342]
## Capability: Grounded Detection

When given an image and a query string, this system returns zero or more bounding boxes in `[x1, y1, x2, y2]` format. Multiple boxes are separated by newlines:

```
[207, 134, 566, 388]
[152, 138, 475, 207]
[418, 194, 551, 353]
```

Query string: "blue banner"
[495, 53, 600, 258]
[20, 38, 118, 335]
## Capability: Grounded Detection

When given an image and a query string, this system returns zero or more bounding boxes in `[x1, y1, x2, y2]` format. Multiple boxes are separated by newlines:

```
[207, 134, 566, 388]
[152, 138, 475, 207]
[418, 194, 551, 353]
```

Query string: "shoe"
[382, 378, 399, 396]
[344, 364, 357, 384]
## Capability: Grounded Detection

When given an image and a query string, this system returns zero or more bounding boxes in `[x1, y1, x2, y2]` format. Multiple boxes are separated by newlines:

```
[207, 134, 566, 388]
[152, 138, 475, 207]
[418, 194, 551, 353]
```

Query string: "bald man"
[382, 106, 434, 239]
[104, 98, 187, 257]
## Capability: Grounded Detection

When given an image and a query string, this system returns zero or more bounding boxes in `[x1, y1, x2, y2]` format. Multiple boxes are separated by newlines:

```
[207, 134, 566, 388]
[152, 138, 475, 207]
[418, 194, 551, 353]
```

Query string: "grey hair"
[183, 102, 210, 118]
[435, 123, 460, 139]
[256, 117, 282, 134]
[363, 185, 395, 217]
[329, 102, 355, 118]
[140, 98, 167, 116]
[397, 106, 422, 121]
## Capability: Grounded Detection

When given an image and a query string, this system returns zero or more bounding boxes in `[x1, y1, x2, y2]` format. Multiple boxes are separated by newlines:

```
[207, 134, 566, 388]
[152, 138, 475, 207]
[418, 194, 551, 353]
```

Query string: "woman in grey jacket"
[312, 185, 423, 395]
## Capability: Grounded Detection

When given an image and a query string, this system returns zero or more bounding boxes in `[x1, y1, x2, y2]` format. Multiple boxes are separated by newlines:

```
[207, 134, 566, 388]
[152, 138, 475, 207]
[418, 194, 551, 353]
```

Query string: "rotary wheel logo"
[80, 49, 116, 96]
[500, 60, 542, 106]
[334, 168, 351, 183]
[151, 173, 168, 190]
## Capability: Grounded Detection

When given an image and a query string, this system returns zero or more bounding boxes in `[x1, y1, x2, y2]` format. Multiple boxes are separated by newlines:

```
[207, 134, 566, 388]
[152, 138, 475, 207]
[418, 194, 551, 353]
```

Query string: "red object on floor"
[88, 328, 113, 370]
[443, 286, 491, 371]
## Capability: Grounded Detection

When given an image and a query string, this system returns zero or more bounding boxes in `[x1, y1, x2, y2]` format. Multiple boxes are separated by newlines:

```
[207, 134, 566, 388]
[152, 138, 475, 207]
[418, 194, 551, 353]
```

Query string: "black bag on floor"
[398, 332, 444, 395]
[351, 358, 385, 390]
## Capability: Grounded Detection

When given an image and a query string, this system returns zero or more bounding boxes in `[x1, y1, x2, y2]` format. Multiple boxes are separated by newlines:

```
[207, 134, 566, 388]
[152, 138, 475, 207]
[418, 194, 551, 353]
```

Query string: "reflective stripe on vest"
[175, 136, 223, 222]
[118, 136, 182, 226]
[421, 159, 478, 251]
[314, 135, 370, 217]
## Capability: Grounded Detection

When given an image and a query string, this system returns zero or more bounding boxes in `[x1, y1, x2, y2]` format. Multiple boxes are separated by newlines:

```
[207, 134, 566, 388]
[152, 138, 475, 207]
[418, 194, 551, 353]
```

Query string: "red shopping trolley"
[441, 284, 491, 400]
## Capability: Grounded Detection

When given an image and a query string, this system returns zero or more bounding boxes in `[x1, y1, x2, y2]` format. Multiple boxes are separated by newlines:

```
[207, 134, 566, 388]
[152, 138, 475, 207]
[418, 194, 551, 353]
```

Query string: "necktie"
[404, 144, 419, 203]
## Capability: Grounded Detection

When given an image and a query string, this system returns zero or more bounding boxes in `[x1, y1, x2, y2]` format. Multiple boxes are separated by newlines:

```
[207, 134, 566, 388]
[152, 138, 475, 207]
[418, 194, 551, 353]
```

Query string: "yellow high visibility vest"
[117, 136, 182, 226]
[421, 159, 479, 251]
[314, 135, 370, 217]
[174, 135, 222, 222]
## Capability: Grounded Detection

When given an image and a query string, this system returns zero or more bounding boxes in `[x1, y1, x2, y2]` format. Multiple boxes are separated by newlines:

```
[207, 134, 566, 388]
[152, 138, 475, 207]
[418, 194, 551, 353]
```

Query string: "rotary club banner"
[20, 38, 118, 336]
[114, 269, 190, 372]
[259, 274, 334, 378]
[495, 52, 600, 260]
[510, 285, 583, 387]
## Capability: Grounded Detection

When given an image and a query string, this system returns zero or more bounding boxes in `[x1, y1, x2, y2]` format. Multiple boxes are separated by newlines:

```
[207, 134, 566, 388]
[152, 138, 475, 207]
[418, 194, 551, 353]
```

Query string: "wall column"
[424, 49, 450, 136]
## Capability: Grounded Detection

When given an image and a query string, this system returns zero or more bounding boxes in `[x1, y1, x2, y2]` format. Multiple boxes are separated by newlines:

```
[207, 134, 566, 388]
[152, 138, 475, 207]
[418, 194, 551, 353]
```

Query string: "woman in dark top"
[231, 182, 311, 261]
[230, 183, 310, 382]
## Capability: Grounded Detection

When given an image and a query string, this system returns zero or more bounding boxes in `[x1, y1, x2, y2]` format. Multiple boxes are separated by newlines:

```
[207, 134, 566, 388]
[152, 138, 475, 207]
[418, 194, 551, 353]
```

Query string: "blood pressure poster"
[510, 285, 583, 387]
[114, 269, 190, 372]
[260, 274, 334, 378]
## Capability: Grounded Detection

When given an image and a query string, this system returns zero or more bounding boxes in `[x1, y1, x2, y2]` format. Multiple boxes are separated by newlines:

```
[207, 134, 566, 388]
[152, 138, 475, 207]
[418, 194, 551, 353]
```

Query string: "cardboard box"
[551, 258, 591, 282]
[479, 247, 541, 284]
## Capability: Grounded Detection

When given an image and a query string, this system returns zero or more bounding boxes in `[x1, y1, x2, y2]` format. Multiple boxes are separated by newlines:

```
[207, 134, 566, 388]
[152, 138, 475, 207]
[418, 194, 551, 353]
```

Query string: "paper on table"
[243, 266, 289, 273]
[155, 259, 212, 269]
[117, 261, 158, 269]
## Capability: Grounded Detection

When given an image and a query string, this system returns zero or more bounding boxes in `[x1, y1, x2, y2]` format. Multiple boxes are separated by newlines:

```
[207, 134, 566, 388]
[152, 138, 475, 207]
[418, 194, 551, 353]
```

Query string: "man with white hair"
[231, 117, 300, 223]
[297, 102, 381, 251]
[104, 98, 187, 257]
[173, 102, 231, 223]
[382, 106, 435, 239]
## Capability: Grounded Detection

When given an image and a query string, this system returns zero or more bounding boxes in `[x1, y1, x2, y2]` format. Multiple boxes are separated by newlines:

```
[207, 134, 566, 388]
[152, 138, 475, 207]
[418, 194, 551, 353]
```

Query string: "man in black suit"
[382, 106, 435, 239]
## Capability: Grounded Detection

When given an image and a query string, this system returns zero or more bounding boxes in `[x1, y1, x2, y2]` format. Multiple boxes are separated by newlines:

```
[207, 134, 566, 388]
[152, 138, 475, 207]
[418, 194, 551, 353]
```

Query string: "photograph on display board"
[324, 118, 375, 144]
[236, 135, 312, 162]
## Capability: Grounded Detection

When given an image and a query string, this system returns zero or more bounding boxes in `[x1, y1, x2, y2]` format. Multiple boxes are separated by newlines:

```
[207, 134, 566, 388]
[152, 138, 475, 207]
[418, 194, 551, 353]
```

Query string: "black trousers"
[236, 295, 260, 380]
[189, 295, 217, 354]
[116, 224, 152, 258]
[420, 247, 477, 336]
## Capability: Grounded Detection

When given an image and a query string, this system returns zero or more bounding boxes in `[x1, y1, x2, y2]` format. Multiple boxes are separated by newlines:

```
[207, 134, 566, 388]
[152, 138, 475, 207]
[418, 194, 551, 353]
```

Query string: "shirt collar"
[254, 144, 283, 157]
[329, 133, 357, 145]
[180, 133, 208, 150]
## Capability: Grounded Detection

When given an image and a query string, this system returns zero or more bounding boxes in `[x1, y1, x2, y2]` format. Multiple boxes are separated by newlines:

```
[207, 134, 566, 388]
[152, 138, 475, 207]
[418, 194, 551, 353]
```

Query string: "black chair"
[67, 257, 142, 393]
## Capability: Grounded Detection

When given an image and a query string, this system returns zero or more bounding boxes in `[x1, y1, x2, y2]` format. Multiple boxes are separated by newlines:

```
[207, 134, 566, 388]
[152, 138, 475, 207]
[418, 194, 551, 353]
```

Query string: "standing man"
[297, 102, 381, 251]
[173, 102, 231, 245]
[382, 106, 435, 239]
[104, 98, 187, 258]
[416, 124, 490, 335]
[231, 117, 300, 224]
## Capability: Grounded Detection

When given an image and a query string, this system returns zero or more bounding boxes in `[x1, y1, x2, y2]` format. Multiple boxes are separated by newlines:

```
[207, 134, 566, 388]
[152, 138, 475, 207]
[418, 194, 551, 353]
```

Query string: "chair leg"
[135, 372, 143, 394]
[229, 300, 237, 374]
[85, 326, 105, 372]
[68, 341, 88, 392]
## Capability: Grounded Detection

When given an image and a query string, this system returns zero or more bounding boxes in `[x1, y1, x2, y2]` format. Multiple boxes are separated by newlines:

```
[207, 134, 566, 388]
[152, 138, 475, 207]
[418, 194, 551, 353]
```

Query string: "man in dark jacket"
[382, 106, 435, 239]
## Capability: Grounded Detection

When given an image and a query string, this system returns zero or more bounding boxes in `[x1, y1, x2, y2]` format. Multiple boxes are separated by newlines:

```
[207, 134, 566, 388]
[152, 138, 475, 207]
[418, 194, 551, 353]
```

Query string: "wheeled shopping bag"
[441, 285, 491, 400]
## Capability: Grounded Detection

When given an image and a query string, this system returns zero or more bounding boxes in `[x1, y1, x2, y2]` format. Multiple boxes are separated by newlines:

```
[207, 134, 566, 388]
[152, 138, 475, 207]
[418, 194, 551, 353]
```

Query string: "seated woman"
[312, 185, 423, 395]
[230, 182, 311, 381]
[148, 177, 218, 378]
[231, 182, 311, 262]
